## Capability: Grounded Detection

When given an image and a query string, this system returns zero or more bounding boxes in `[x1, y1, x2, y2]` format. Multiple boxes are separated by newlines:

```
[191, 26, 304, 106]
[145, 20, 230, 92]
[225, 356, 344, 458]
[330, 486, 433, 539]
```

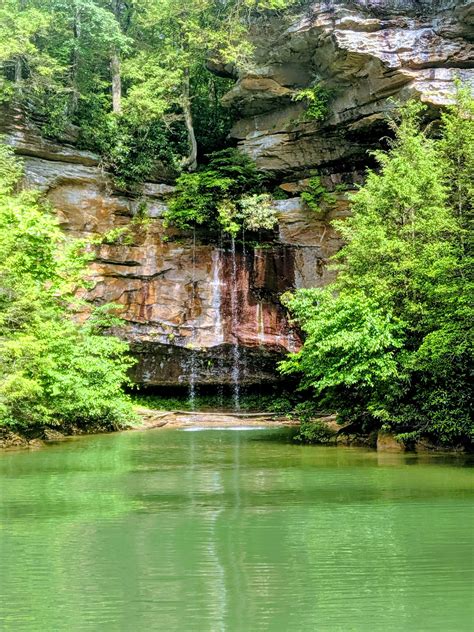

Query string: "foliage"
[239, 193, 278, 232]
[0, 0, 59, 101]
[295, 419, 336, 444]
[292, 84, 333, 121]
[301, 173, 336, 215]
[0, 142, 23, 193]
[280, 95, 474, 448]
[78, 107, 184, 189]
[165, 148, 276, 235]
[191, 69, 235, 157]
[0, 143, 136, 430]
[133, 390, 295, 414]
[0, 0, 302, 183]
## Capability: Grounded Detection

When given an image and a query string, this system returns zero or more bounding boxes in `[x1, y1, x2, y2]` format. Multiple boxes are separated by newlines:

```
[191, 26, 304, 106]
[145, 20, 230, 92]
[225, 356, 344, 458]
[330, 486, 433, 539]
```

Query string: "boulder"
[377, 432, 405, 452]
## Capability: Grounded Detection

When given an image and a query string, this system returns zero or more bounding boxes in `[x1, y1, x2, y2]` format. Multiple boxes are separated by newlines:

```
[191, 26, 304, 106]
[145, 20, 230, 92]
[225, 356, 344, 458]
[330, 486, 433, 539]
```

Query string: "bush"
[292, 84, 333, 121]
[165, 148, 277, 236]
[78, 106, 184, 190]
[301, 173, 336, 215]
[295, 420, 336, 444]
[280, 95, 474, 448]
[239, 193, 278, 232]
[0, 143, 136, 430]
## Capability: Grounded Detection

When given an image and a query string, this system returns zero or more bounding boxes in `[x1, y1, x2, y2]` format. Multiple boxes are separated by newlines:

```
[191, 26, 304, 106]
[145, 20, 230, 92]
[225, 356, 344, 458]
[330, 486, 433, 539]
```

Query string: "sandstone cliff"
[2, 0, 472, 388]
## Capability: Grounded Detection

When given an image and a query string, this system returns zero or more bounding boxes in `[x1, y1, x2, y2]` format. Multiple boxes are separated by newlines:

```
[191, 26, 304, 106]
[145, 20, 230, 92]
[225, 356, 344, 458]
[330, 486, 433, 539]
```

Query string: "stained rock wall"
[1, 108, 311, 387]
[2, 0, 472, 387]
[226, 0, 473, 184]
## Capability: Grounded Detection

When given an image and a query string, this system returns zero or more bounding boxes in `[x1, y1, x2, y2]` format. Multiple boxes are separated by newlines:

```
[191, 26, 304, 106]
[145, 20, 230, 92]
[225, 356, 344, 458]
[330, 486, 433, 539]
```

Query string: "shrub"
[295, 420, 336, 444]
[239, 193, 278, 232]
[301, 173, 336, 215]
[78, 107, 183, 190]
[164, 148, 275, 236]
[0, 143, 136, 430]
[292, 84, 333, 121]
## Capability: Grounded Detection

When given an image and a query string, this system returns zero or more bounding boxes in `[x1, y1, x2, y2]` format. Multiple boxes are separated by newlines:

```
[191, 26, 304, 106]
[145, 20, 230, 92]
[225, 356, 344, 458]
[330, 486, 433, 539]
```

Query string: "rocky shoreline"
[0, 407, 467, 453]
[0, 407, 298, 451]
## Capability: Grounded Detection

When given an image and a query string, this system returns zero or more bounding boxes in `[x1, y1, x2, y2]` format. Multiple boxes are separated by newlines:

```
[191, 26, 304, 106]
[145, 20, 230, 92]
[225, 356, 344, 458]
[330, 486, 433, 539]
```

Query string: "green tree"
[280, 97, 473, 448]
[0, 0, 60, 102]
[120, 0, 299, 170]
[0, 142, 136, 430]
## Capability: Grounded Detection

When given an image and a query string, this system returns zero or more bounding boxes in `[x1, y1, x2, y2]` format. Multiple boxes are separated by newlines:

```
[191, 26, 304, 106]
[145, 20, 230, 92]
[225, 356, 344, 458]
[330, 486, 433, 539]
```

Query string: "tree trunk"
[111, 50, 122, 113]
[70, 3, 81, 115]
[14, 57, 22, 84]
[181, 69, 198, 172]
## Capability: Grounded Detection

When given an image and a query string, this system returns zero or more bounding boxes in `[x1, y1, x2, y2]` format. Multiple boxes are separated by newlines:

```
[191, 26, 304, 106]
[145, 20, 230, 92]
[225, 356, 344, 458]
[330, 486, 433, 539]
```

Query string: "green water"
[0, 428, 473, 632]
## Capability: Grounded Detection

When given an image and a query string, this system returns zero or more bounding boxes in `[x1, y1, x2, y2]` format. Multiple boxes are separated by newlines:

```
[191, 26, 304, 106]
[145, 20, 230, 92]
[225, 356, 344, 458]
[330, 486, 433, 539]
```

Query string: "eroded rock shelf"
[2, 0, 472, 387]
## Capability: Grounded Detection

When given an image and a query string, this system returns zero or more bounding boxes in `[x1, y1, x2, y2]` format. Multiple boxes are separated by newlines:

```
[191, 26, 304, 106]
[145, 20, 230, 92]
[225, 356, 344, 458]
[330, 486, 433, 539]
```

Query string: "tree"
[123, 0, 226, 171]
[0, 0, 300, 179]
[0, 142, 135, 430]
[121, 0, 299, 170]
[280, 97, 474, 447]
[0, 0, 59, 101]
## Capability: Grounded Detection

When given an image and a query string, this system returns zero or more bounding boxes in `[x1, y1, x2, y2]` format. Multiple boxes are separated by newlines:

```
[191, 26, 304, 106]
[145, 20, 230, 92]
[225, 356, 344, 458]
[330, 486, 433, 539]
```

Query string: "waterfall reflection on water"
[1, 430, 472, 630]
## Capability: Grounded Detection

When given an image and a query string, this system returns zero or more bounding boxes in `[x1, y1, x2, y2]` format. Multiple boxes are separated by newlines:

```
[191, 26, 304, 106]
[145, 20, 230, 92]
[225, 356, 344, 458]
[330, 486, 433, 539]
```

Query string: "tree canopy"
[0, 142, 135, 430]
[280, 92, 473, 448]
[0, 0, 299, 186]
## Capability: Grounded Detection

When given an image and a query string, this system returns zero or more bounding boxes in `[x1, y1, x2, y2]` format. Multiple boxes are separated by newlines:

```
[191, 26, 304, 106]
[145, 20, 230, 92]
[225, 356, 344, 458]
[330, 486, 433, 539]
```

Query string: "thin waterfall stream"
[211, 244, 225, 407]
[187, 228, 198, 409]
[185, 234, 268, 411]
[230, 237, 241, 410]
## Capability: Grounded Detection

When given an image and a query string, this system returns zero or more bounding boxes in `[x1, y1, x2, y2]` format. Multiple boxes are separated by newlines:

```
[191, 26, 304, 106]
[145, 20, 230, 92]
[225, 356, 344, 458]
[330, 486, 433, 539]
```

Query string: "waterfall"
[240, 235, 248, 388]
[187, 228, 198, 409]
[211, 249, 224, 346]
[286, 330, 298, 353]
[230, 237, 240, 410]
[256, 301, 265, 345]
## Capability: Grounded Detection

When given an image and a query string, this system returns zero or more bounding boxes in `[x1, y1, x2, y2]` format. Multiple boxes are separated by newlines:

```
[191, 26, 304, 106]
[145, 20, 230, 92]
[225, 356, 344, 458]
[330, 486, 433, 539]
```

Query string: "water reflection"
[0, 428, 473, 631]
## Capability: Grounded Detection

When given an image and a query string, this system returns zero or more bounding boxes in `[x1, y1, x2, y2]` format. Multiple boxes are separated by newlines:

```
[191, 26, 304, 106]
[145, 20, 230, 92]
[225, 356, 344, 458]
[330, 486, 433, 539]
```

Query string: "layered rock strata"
[226, 0, 474, 185]
[2, 0, 473, 387]
[1, 109, 316, 386]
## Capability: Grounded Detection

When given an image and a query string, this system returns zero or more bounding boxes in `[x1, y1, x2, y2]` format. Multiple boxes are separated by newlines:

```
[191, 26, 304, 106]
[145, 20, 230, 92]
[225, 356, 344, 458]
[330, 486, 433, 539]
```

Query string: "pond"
[0, 427, 473, 631]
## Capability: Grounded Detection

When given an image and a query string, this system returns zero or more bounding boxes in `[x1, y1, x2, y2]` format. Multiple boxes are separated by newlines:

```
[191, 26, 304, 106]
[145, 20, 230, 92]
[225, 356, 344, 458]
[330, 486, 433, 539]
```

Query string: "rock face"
[227, 0, 474, 184]
[2, 0, 472, 388]
[1, 108, 308, 387]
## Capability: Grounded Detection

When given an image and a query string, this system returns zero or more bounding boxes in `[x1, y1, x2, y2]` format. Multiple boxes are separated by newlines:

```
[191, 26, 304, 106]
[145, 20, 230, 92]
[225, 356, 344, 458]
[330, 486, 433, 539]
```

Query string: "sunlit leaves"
[280, 94, 474, 446]
[0, 144, 135, 429]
